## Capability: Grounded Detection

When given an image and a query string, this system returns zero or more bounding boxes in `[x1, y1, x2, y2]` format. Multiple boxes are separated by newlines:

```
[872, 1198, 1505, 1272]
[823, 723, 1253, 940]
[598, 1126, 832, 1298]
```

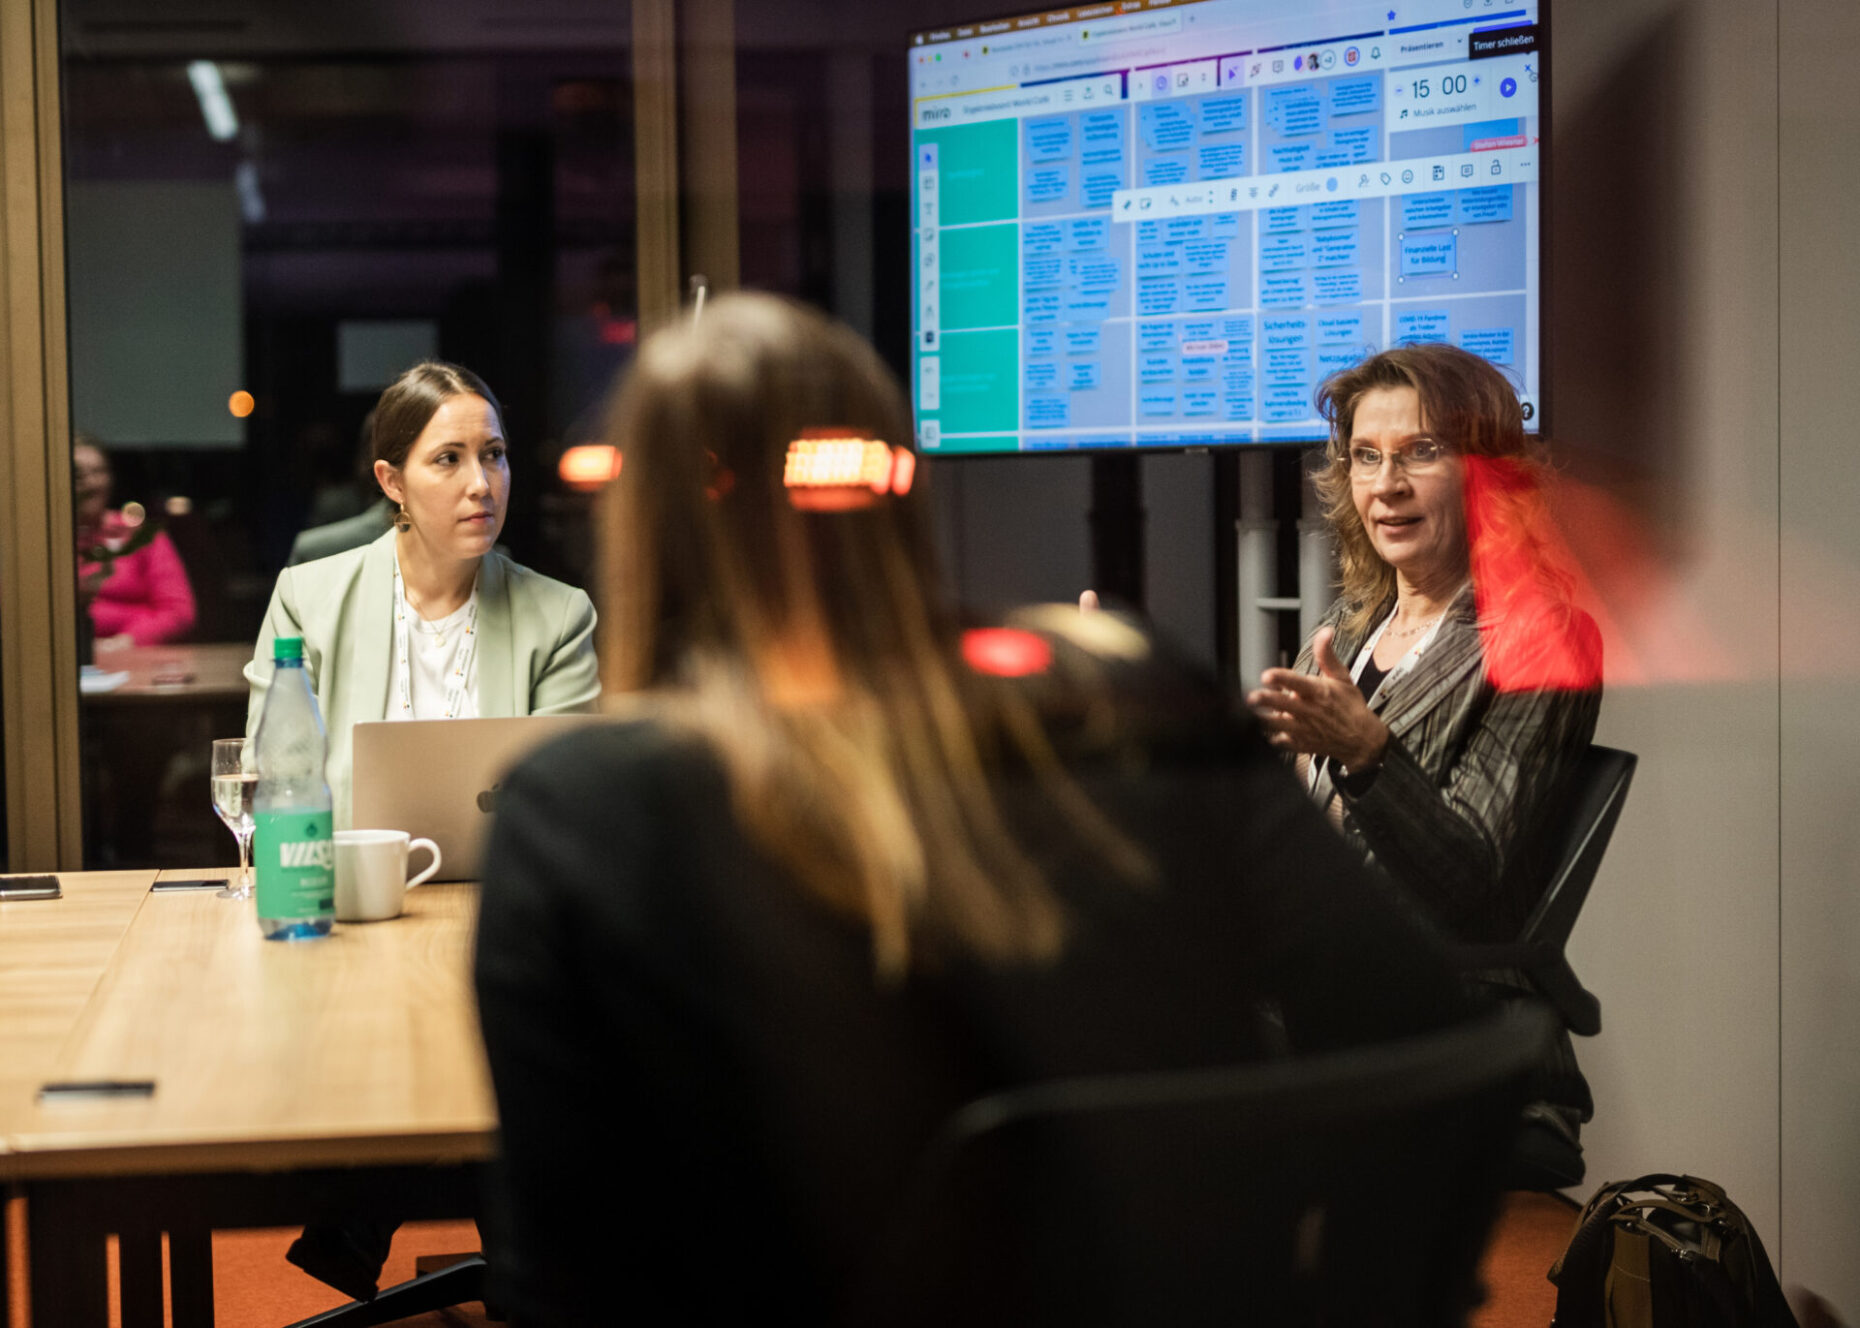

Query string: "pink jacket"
[81, 514, 196, 645]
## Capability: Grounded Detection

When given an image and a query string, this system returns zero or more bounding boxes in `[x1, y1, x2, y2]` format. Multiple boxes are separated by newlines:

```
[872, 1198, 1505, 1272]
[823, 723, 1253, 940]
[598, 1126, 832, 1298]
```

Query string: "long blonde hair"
[599, 293, 1137, 977]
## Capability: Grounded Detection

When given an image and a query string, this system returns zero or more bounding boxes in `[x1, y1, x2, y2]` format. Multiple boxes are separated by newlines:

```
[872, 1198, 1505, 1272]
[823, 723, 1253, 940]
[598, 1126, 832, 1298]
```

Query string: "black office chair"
[853, 1005, 1558, 1328]
[1458, 744, 1638, 1038]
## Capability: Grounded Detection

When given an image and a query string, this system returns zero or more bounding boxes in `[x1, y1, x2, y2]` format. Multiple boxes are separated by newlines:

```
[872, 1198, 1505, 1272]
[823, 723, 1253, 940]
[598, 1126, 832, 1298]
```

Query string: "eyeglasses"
[1347, 438, 1451, 481]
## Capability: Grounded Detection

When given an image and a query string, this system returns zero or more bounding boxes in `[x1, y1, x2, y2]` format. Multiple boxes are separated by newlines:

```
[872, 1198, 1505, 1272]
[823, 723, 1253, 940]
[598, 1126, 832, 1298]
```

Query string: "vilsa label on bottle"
[254, 810, 336, 917]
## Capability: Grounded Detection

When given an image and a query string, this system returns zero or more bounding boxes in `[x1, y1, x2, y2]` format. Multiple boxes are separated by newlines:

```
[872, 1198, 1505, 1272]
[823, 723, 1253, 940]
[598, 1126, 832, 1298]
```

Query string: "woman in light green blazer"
[245, 361, 598, 830]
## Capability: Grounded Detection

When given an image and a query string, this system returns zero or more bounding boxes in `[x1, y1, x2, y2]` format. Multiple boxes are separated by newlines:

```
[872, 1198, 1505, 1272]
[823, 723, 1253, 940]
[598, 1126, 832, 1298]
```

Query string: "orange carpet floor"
[8, 1191, 1574, 1326]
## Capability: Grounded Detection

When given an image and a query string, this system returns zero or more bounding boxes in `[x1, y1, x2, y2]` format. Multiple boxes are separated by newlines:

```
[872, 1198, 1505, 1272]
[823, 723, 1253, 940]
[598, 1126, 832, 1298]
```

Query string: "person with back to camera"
[471, 293, 1482, 1325]
[1246, 342, 1603, 1183]
[244, 360, 600, 832]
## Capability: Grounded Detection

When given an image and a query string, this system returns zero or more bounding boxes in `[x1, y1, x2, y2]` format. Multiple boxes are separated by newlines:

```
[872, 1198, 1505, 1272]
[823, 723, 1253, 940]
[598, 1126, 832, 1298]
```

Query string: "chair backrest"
[856, 1005, 1557, 1328]
[1522, 744, 1638, 953]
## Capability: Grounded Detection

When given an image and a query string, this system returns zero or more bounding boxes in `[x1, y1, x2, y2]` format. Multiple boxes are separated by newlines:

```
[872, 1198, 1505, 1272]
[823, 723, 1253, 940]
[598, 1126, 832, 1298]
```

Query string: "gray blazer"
[245, 530, 600, 828]
[1297, 583, 1602, 945]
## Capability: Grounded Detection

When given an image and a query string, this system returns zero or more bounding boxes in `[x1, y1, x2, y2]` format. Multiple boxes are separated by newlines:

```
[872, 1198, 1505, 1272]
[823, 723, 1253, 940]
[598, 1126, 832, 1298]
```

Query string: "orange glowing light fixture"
[228, 390, 255, 418]
[783, 432, 915, 510]
[558, 444, 622, 491]
[961, 627, 1052, 678]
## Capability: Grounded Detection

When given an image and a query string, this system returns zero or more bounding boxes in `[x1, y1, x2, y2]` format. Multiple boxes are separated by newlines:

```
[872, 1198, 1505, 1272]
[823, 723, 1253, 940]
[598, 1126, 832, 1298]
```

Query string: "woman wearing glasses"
[1247, 342, 1601, 1179]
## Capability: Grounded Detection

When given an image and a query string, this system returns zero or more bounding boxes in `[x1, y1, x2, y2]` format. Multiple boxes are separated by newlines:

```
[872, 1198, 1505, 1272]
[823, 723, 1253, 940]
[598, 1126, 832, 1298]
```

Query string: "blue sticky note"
[1312, 148, 1354, 171]
[1182, 240, 1229, 274]
[1199, 95, 1248, 135]
[1140, 354, 1177, 384]
[1330, 77, 1380, 116]
[1081, 170, 1122, 210]
[1068, 361, 1101, 391]
[1069, 256, 1121, 289]
[1026, 117, 1072, 162]
[1313, 271, 1362, 302]
[1183, 277, 1228, 311]
[1260, 234, 1309, 272]
[1166, 217, 1210, 243]
[1458, 327, 1516, 365]
[1262, 206, 1304, 235]
[1180, 319, 1215, 341]
[1137, 246, 1182, 278]
[1068, 217, 1110, 251]
[1220, 315, 1253, 343]
[1316, 347, 1362, 373]
[1023, 223, 1065, 254]
[1259, 273, 1310, 307]
[1027, 329, 1056, 355]
[1136, 220, 1162, 245]
[1262, 317, 1312, 351]
[1401, 193, 1455, 230]
[1263, 395, 1312, 423]
[1223, 366, 1256, 393]
[1210, 213, 1240, 238]
[1181, 356, 1216, 382]
[1265, 86, 1326, 136]
[1027, 394, 1070, 427]
[1309, 200, 1359, 227]
[1139, 389, 1178, 418]
[1137, 279, 1182, 316]
[1197, 142, 1245, 178]
[1027, 165, 1070, 204]
[1080, 111, 1124, 166]
[1317, 313, 1364, 343]
[1456, 185, 1514, 224]
[1024, 253, 1063, 287]
[1062, 292, 1111, 322]
[1396, 310, 1451, 343]
[1269, 142, 1315, 173]
[1330, 126, 1376, 162]
[1139, 322, 1176, 352]
[1025, 289, 1061, 324]
[1224, 391, 1255, 417]
[1310, 229, 1360, 267]
[1139, 102, 1196, 152]
[1065, 327, 1102, 355]
[1142, 155, 1190, 187]
[1399, 235, 1457, 278]
[1182, 388, 1219, 417]
[1025, 361, 1059, 391]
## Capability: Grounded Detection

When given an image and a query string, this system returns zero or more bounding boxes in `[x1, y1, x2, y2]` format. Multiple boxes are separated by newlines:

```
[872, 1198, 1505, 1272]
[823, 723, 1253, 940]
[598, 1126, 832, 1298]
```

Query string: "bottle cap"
[272, 636, 305, 662]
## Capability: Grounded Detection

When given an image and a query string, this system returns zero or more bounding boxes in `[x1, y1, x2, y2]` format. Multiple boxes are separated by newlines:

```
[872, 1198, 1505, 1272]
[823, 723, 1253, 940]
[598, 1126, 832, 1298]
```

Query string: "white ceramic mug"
[334, 829, 442, 922]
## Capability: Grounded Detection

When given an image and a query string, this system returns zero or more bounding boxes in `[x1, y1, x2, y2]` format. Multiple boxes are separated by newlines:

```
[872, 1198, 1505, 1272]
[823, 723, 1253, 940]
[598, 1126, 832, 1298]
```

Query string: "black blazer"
[474, 692, 1470, 1324]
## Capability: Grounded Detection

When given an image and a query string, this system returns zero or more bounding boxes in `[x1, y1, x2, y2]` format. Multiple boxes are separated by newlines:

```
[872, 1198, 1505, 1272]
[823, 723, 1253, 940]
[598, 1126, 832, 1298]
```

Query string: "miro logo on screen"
[279, 840, 334, 869]
[923, 106, 952, 122]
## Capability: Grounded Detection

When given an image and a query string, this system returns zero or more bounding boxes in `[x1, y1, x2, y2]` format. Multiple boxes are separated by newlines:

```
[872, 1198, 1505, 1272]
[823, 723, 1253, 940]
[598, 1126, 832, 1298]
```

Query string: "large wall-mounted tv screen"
[908, 0, 1545, 454]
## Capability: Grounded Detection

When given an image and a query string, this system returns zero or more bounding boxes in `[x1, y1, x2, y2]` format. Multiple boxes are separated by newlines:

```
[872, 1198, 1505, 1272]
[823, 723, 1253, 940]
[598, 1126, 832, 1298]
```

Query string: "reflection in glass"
[61, 0, 636, 866]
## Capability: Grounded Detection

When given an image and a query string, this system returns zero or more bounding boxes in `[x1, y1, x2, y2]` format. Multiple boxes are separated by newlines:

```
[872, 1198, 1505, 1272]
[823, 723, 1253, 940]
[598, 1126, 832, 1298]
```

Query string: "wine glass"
[211, 738, 257, 900]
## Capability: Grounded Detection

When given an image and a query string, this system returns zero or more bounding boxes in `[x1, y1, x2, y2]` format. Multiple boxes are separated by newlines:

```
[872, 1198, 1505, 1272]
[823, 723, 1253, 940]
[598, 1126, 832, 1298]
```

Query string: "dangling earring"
[394, 503, 412, 532]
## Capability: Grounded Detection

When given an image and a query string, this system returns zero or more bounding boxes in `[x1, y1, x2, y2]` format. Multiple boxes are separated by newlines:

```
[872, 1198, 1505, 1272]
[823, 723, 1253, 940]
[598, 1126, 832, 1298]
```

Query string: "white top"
[390, 557, 480, 721]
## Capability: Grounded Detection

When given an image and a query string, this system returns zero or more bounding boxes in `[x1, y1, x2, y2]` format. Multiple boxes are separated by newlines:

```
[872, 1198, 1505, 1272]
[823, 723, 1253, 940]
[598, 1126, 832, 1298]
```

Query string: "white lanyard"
[392, 556, 479, 720]
[1306, 589, 1463, 794]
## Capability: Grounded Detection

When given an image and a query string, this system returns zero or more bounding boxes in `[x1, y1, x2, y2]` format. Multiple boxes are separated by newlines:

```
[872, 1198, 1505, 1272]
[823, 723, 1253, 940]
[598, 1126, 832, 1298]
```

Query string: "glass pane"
[61, 0, 636, 867]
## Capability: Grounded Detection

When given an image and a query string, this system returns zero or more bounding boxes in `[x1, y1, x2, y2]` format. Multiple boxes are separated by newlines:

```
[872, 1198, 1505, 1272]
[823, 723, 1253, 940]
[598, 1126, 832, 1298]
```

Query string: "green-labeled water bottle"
[252, 636, 335, 939]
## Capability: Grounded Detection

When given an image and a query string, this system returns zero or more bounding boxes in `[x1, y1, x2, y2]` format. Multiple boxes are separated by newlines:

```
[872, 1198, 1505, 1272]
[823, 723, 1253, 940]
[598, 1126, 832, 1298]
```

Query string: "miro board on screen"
[909, 0, 1544, 454]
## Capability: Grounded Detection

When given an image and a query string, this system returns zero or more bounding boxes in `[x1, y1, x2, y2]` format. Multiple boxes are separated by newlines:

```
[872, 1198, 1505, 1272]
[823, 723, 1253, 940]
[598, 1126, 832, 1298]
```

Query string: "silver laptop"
[351, 715, 600, 881]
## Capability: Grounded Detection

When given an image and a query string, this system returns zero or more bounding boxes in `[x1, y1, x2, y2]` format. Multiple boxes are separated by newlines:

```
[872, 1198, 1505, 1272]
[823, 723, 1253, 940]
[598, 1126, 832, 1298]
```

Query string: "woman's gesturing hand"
[1247, 627, 1391, 770]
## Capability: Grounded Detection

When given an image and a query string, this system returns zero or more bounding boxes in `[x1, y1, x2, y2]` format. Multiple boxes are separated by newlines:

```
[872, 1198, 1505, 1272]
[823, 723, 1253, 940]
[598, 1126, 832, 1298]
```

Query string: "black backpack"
[1549, 1174, 1799, 1328]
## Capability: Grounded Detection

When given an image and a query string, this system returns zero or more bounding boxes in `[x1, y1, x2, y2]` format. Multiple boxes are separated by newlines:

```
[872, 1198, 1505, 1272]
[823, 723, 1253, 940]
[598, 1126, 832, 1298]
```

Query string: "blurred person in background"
[473, 293, 1476, 1324]
[1248, 342, 1603, 1184]
[74, 434, 197, 649]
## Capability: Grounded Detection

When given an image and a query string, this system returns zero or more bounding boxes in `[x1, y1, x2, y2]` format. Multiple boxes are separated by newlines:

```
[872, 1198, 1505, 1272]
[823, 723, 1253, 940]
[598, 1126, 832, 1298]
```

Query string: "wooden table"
[81, 642, 251, 705]
[0, 869, 493, 1327]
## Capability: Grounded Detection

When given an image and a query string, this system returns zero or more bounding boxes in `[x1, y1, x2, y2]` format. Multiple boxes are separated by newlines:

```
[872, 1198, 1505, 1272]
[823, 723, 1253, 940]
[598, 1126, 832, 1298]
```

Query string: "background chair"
[1458, 744, 1639, 1036]
[855, 1005, 1557, 1328]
